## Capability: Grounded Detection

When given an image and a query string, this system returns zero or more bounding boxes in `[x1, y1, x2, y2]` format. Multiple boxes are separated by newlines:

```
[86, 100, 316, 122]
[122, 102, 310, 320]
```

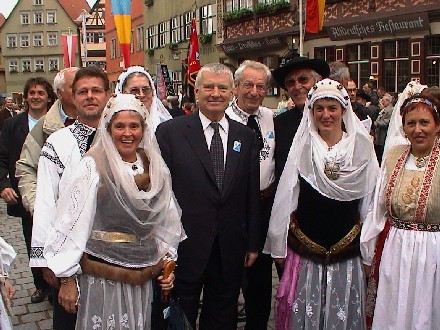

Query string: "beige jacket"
[15, 100, 65, 213]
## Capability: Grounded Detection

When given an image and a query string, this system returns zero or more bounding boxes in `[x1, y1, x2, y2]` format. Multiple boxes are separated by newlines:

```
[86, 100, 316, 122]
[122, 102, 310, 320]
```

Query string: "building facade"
[0, 15, 6, 98]
[1, 0, 90, 100]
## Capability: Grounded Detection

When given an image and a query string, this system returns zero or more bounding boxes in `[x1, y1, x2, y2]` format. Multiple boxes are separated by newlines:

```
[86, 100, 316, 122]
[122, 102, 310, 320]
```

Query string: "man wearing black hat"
[272, 56, 330, 181]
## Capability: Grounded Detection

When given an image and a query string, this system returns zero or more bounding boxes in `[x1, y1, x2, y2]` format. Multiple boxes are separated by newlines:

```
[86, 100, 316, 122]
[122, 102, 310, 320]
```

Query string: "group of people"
[0, 55, 439, 330]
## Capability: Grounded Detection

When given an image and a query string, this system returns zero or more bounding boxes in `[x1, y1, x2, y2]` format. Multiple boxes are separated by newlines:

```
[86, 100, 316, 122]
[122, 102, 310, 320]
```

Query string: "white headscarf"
[382, 81, 428, 159]
[115, 66, 172, 132]
[264, 78, 379, 258]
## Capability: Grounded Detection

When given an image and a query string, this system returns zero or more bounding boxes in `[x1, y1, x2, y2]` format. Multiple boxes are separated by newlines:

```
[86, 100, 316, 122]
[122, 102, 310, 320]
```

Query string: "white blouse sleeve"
[360, 164, 388, 266]
[44, 157, 99, 277]
[0, 236, 16, 276]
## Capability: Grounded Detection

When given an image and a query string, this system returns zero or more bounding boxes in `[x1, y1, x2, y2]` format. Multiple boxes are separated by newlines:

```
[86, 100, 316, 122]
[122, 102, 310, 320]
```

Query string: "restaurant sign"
[328, 12, 430, 41]
[221, 36, 285, 55]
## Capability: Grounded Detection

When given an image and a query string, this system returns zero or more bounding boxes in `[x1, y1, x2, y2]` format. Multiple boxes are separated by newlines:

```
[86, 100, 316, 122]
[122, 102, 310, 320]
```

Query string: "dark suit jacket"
[0, 112, 29, 217]
[156, 112, 261, 283]
[0, 108, 14, 132]
[274, 107, 303, 180]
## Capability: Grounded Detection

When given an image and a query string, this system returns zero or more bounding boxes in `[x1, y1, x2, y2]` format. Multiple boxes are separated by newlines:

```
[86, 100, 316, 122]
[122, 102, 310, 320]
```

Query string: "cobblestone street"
[1, 200, 278, 329]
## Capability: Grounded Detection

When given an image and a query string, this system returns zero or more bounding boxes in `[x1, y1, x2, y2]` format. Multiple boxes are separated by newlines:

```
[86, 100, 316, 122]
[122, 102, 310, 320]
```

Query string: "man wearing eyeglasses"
[31, 66, 110, 330]
[272, 56, 330, 180]
[225, 60, 275, 329]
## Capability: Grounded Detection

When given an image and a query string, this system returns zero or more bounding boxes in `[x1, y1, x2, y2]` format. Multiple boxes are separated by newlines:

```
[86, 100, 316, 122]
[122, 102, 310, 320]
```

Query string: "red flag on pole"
[187, 18, 201, 87]
[305, 0, 326, 33]
[61, 34, 77, 68]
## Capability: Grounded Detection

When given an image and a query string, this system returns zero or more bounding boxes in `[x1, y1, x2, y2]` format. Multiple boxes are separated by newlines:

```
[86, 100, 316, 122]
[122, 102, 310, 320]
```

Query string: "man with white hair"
[0, 97, 16, 132]
[373, 93, 394, 162]
[225, 60, 275, 329]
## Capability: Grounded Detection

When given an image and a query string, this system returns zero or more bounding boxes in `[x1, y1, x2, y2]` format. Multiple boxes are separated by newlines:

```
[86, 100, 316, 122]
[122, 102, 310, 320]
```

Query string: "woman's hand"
[4, 279, 15, 299]
[58, 277, 78, 314]
[157, 272, 175, 293]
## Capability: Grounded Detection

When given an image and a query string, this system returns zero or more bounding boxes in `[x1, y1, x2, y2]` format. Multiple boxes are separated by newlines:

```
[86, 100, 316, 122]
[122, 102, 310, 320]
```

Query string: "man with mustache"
[31, 66, 110, 329]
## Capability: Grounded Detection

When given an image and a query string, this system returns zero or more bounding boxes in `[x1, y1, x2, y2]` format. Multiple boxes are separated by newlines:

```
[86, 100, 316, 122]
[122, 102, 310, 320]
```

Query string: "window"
[225, 0, 253, 11]
[20, 34, 30, 47]
[315, 46, 335, 62]
[48, 32, 57, 46]
[183, 12, 193, 40]
[97, 33, 105, 43]
[131, 30, 134, 54]
[21, 12, 30, 25]
[158, 21, 170, 48]
[34, 0, 43, 4]
[110, 38, 116, 59]
[383, 39, 409, 93]
[201, 5, 215, 35]
[47, 11, 56, 24]
[35, 59, 44, 72]
[7, 35, 17, 48]
[170, 70, 182, 95]
[426, 36, 440, 87]
[34, 12, 43, 24]
[137, 25, 144, 51]
[86, 32, 95, 43]
[33, 33, 43, 47]
[49, 58, 59, 71]
[22, 59, 31, 72]
[147, 25, 158, 50]
[9, 60, 18, 73]
[346, 43, 370, 88]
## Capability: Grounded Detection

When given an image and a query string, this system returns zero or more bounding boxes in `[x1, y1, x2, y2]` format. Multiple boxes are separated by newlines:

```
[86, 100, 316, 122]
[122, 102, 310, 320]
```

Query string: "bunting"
[187, 18, 201, 87]
[305, 0, 326, 33]
[111, 0, 131, 68]
[61, 34, 77, 68]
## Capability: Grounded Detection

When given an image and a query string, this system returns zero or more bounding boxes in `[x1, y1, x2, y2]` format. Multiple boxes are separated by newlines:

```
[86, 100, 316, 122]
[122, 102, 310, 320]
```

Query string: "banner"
[305, 0, 325, 33]
[61, 34, 77, 68]
[111, 0, 131, 68]
[187, 18, 201, 87]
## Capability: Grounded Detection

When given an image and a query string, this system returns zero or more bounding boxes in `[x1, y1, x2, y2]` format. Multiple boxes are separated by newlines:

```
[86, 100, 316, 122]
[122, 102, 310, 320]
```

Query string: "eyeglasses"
[284, 75, 311, 88]
[241, 81, 267, 93]
[346, 88, 357, 93]
[128, 86, 152, 95]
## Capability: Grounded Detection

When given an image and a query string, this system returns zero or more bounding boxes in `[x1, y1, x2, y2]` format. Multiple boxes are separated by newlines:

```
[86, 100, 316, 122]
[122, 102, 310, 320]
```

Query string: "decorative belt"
[90, 230, 137, 243]
[287, 213, 361, 264]
[80, 254, 163, 286]
[389, 218, 440, 232]
[260, 181, 276, 199]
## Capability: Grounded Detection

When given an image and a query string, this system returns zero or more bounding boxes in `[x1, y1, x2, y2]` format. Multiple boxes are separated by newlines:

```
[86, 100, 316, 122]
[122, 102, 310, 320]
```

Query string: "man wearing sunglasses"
[271, 56, 330, 180]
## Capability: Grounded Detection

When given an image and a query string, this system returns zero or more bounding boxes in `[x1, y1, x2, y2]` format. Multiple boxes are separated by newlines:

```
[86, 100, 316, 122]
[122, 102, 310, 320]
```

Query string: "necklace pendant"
[324, 161, 340, 180]
[415, 156, 428, 168]
[132, 164, 138, 171]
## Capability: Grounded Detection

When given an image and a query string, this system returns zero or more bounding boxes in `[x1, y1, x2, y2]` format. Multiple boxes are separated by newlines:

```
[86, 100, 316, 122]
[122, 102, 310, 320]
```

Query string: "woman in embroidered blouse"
[264, 79, 379, 329]
[361, 95, 440, 329]
[0, 236, 16, 330]
[44, 94, 185, 329]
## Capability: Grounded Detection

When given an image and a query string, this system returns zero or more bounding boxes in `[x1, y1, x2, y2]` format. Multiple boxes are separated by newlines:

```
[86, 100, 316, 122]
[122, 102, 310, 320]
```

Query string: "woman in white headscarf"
[115, 66, 172, 131]
[44, 94, 185, 329]
[264, 79, 379, 329]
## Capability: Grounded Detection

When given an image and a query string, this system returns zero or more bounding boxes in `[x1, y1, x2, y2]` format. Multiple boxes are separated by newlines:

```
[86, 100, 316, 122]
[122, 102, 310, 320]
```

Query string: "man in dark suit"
[0, 97, 16, 132]
[272, 56, 330, 181]
[0, 77, 55, 303]
[156, 63, 261, 330]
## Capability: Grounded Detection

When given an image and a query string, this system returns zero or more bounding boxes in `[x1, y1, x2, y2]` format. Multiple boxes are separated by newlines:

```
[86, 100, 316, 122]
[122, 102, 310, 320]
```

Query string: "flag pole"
[299, 0, 304, 56]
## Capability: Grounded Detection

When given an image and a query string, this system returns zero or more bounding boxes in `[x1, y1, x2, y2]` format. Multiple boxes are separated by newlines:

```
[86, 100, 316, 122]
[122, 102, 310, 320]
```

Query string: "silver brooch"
[324, 161, 340, 180]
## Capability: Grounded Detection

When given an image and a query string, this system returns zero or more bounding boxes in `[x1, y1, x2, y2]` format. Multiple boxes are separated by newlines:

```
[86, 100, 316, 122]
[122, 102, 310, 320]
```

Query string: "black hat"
[356, 89, 371, 102]
[272, 56, 330, 90]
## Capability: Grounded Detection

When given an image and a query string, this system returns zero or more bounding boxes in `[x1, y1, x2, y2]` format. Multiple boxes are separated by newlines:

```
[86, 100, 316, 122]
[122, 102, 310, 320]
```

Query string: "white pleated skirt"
[290, 256, 366, 330]
[372, 227, 440, 330]
[76, 274, 153, 330]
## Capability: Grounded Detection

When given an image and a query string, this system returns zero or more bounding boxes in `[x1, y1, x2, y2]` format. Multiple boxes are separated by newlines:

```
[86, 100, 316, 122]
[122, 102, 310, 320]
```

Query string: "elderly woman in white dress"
[0, 236, 16, 330]
[115, 66, 172, 131]
[44, 94, 185, 329]
[264, 79, 379, 329]
[361, 94, 440, 329]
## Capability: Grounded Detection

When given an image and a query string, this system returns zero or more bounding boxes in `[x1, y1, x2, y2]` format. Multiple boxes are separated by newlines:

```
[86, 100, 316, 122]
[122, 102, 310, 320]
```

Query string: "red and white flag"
[61, 34, 77, 68]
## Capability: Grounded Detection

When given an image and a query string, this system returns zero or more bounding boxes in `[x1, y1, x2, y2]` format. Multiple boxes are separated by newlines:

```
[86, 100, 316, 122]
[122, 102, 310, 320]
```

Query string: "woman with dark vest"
[362, 95, 440, 329]
[264, 79, 379, 329]
[44, 94, 185, 329]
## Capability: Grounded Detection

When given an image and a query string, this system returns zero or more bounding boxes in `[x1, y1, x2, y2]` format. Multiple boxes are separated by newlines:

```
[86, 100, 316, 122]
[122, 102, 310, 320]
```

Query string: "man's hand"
[42, 268, 60, 289]
[274, 258, 285, 270]
[244, 252, 258, 267]
[3, 279, 15, 299]
[58, 278, 78, 314]
[0, 188, 18, 205]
